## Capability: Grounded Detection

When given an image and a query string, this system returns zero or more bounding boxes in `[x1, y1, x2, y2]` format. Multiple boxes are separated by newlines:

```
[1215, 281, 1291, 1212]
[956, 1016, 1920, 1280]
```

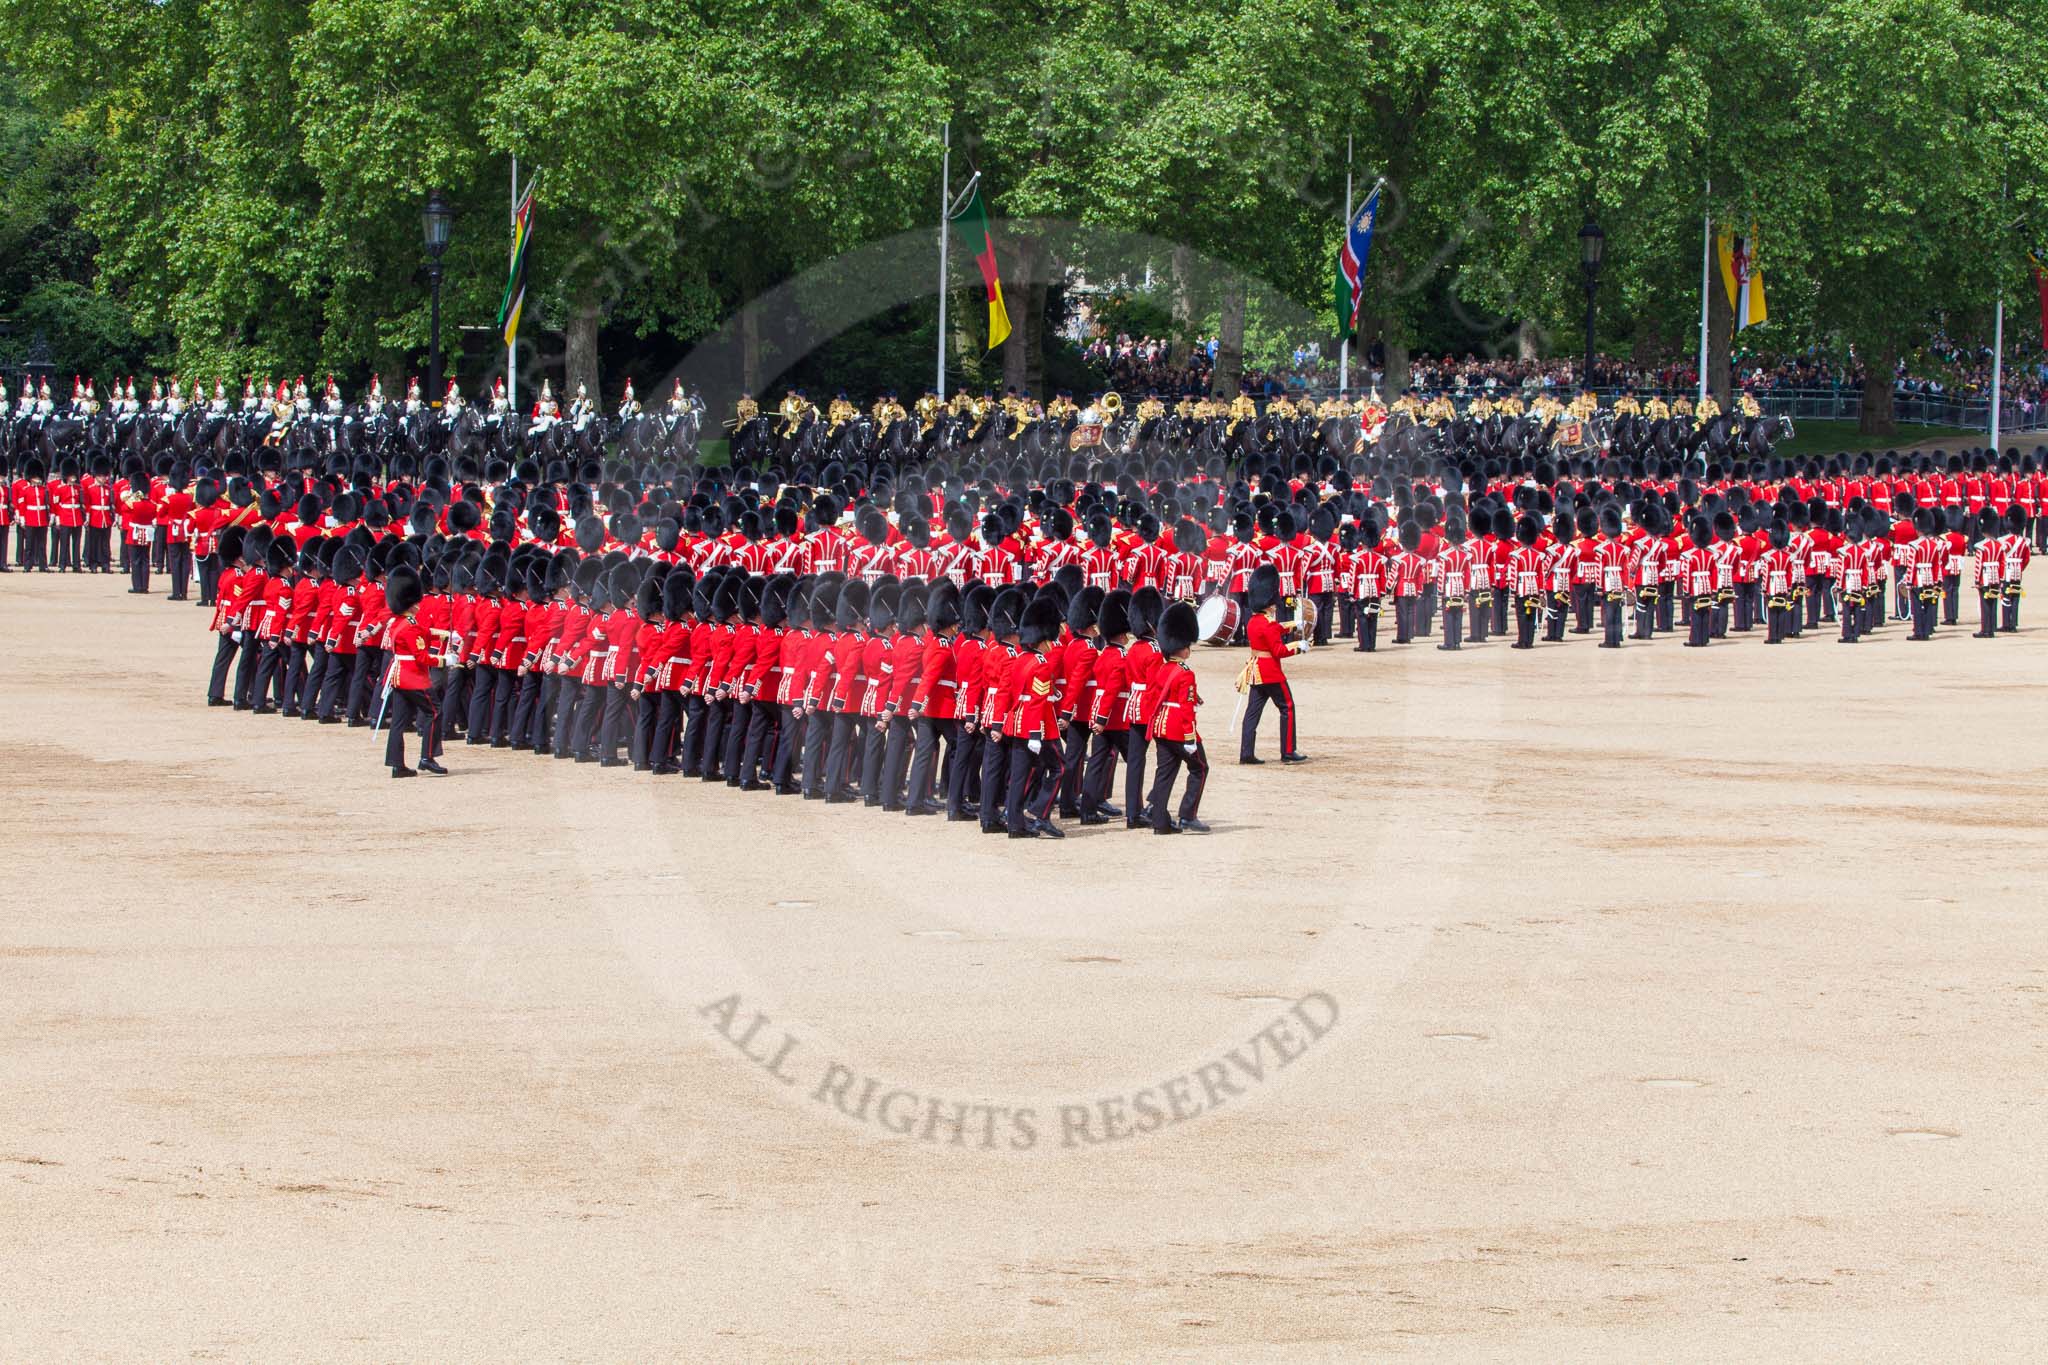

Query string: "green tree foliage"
[0, 0, 2042, 433]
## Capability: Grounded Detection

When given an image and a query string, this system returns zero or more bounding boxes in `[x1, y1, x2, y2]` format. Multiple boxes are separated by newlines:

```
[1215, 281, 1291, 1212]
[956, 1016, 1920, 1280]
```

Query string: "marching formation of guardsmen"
[176, 477, 1215, 837]
[10, 379, 2042, 842]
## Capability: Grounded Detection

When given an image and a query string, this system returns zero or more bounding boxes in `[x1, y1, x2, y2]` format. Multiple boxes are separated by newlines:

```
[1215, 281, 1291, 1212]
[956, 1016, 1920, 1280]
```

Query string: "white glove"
[1184, 741, 1199, 757]
[1027, 739, 1042, 755]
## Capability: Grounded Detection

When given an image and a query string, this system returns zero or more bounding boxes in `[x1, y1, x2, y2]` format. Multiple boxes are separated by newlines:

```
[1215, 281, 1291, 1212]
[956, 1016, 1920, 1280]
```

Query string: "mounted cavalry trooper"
[323, 375, 343, 414]
[490, 377, 511, 417]
[568, 381, 594, 424]
[403, 377, 424, 416]
[209, 379, 229, 414]
[444, 379, 465, 415]
[531, 379, 560, 429]
[241, 378, 262, 413]
[669, 379, 692, 418]
[618, 379, 641, 420]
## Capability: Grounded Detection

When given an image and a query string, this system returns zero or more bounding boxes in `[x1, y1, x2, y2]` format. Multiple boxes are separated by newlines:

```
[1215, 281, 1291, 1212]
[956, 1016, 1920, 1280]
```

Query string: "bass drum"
[1194, 593, 1241, 646]
[1296, 594, 1319, 640]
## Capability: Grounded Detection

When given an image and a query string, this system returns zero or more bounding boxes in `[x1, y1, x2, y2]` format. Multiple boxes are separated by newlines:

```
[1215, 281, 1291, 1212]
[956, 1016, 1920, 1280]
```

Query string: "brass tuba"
[1100, 391, 1123, 418]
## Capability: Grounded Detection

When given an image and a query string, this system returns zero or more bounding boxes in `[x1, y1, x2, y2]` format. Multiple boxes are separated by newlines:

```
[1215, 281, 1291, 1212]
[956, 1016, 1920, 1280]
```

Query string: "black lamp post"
[1578, 214, 1605, 392]
[421, 189, 454, 408]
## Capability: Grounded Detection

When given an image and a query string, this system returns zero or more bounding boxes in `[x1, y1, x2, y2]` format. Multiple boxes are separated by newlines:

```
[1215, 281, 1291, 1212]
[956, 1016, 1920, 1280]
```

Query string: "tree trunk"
[1515, 321, 1540, 362]
[1858, 341, 1897, 436]
[1210, 274, 1246, 399]
[1383, 332, 1410, 398]
[565, 294, 602, 409]
[999, 232, 1046, 397]
[740, 297, 761, 399]
[1168, 244, 1195, 365]
[1024, 274, 1048, 400]
[1706, 275, 1732, 406]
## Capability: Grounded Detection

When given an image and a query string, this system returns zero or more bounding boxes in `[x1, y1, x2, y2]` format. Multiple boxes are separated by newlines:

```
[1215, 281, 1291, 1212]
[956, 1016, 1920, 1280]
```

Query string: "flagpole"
[937, 122, 951, 402]
[508, 156, 519, 413]
[1991, 174, 2008, 456]
[1340, 134, 1352, 396]
[1697, 178, 1711, 408]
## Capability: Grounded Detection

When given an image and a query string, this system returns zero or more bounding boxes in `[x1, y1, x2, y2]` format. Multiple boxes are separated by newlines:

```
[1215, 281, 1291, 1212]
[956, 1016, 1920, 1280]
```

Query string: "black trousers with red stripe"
[1240, 679, 1296, 761]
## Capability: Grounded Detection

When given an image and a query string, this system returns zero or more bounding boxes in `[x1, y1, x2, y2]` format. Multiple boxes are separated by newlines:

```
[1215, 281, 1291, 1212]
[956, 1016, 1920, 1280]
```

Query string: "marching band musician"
[871, 390, 906, 435]
[827, 392, 858, 435]
[618, 379, 642, 420]
[1226, 391, 1258, 437]
[777, 390, 809, 435]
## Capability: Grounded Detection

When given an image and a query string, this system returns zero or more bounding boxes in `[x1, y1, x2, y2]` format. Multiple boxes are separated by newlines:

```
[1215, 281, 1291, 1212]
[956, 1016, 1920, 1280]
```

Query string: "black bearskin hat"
[928, 581, 964, 633]
[1020, 596, 1064, 650]
[384, 564, 424, 618]
[1156, 601, 1200, 659]
[1246, 562, 1282, 613]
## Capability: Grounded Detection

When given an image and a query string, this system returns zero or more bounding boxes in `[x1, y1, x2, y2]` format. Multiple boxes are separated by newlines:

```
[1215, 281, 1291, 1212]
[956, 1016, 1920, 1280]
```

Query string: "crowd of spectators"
[1078, 326, 2048, 427]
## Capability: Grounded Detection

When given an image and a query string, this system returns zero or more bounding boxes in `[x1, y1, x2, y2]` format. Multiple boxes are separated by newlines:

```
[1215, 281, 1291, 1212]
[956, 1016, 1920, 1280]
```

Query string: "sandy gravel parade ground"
[5, 567, 2048, 1360]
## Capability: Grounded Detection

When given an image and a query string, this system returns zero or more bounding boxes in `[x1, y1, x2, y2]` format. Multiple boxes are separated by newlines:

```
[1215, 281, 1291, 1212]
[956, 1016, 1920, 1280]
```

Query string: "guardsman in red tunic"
[642, 567, 694, 774]
[1758, 520, 1797, 645]
[48, 458, 82, 571]
[1508, 514, 1546, 650]
[1971, 510, 2003, 639]
[821, 579, 869, 803]
[947, 583, 993, 820]
[282, 544, 324, 717]
[313, 541, 362, 719]
[380, 565, 446, 778]
[157, 466, 196, 599]
[1390, 519, 1426, 644]
[1053, 586, 1104, 819]
[1348, 518, 1388, 653]
[11, 459, 49, 571]
[1435, 511, 1476, 651]
[796, 577, 842, 799]
[1680, 516, 1718, 648]
[1589, 504, 1633, 649]
[903, 581, 962, 816]
[975, 587, 1025, 832]
[1001, 596, 1069, 839]
[1239, 564, 1307, 765]
[249, 532, 297, 710]
[855, 580, 898, 803]
[2000, 505, 2031, 632]
[734, 574, 789, 790]
[1080, 589, 1133, 826]
[1835, 512, 1872, 644]
[117, 471, 158, 594]
[872, 580, 923, 809]
[1907, 508, 1944, 642]
[1145, 601, 1209, 835]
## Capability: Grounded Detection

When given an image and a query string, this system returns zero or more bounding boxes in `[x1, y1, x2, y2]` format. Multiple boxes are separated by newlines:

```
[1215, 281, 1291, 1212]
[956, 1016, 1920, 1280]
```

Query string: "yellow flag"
[1716, 224, 1767, 329]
